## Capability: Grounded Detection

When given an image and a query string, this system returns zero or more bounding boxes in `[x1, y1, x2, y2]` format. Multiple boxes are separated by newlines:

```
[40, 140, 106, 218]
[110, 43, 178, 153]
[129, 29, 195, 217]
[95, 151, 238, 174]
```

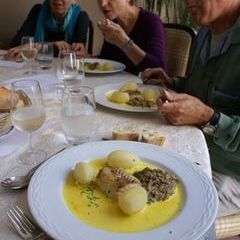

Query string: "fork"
[7, 206, 47, 240]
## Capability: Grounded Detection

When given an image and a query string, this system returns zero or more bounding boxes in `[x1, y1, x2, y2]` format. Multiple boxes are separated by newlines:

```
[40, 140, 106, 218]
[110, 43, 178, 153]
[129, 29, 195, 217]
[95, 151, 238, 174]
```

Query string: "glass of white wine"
[10, 79, 46, 165]
[20, 36, 38, 75]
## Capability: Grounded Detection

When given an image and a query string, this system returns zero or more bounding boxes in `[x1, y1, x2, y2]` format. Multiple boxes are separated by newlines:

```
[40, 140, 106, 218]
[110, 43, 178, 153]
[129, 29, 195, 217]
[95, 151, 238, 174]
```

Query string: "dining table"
[0, 55, 216, 240]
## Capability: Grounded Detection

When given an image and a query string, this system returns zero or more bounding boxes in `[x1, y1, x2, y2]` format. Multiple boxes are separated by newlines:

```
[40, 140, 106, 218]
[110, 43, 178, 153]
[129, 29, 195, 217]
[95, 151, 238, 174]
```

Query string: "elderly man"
[143, 0, 240, 220]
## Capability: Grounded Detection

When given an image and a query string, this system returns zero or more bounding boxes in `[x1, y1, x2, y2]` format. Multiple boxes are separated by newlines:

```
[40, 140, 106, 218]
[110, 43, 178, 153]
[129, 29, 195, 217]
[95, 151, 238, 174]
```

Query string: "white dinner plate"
[0, 126, 13, 138]
[84, 58, 125, 74]
[28, 141, 218, 240]
[94, 83, 159, 112]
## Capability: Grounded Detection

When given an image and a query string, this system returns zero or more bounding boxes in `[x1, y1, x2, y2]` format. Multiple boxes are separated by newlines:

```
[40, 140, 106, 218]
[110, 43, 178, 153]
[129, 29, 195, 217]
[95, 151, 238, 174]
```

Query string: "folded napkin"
[0, 60, 25, 69]
[3, 73, 60, 89]
[0, 127, 26, 158]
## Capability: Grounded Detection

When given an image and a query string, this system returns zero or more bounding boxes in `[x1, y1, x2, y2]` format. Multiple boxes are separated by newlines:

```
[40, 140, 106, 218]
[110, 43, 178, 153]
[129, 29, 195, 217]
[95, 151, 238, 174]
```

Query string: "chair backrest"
[86, 20, 94, 55]
[164, 23, 195, 77]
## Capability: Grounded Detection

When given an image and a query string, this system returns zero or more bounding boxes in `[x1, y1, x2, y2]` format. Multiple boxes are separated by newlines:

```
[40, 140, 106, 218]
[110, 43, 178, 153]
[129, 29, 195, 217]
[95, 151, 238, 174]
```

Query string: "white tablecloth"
[0, 64, 212, 240]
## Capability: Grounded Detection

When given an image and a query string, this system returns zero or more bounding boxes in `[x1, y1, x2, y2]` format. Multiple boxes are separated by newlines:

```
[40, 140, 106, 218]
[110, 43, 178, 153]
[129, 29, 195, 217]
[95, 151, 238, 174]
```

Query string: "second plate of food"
[83, 58, 125, 74]
[94, 82, 160, 112]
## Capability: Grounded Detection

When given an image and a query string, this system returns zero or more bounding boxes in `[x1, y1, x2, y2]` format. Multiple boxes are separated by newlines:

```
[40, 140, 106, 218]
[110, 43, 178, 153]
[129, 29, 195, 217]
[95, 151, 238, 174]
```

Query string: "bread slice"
[0, 87, 27, 112]
[112, 126, 140, 141]
[141, 130, 166, 146]
[0, 87, 12, 112]
[0, 113, 11, 130]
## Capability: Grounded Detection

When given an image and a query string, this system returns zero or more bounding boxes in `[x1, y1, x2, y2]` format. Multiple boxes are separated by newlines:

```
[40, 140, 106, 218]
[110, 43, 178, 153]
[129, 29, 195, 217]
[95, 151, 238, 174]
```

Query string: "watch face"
[202, 124, 216, 135]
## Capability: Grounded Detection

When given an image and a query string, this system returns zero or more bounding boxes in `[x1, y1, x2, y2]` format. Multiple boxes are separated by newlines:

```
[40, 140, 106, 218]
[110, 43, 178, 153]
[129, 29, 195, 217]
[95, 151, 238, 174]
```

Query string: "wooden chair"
[216, 214, 240, 239]
[164, 23, 195, 77]
[86, 20, 94, 55]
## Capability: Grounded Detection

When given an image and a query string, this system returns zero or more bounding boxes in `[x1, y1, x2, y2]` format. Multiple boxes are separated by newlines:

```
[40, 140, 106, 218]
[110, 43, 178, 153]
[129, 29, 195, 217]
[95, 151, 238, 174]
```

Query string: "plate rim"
[94, 82, 158, 112]
[84, 58, 126, 74]
[28, 140, 218, 240]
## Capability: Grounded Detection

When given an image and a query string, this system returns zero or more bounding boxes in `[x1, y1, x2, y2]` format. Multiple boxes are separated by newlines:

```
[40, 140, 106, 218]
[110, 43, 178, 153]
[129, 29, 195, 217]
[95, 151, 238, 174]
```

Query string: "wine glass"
[10, 79, 46, 165]
[56, 51, 79, 87]
[36, 42, 54, 70]
[20, 36, 38, 75]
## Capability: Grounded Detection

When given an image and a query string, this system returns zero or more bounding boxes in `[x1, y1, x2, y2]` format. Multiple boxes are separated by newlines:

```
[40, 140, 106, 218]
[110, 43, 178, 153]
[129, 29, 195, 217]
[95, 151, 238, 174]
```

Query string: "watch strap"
[201, 110, 220, 135]
[209, 110, 220, 127]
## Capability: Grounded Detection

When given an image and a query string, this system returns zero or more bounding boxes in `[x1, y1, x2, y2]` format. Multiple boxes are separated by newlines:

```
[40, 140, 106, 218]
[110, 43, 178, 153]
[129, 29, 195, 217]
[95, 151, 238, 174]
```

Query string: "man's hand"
[5, 46, 22, 60]
[141, 68, 173, 86]
[157, 90, 214, 126]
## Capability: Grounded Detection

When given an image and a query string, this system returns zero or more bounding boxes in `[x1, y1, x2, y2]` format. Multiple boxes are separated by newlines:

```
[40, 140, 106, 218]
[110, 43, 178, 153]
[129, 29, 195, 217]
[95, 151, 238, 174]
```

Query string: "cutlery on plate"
[1, 146, 67, 190]
[7, 205, 47, 240]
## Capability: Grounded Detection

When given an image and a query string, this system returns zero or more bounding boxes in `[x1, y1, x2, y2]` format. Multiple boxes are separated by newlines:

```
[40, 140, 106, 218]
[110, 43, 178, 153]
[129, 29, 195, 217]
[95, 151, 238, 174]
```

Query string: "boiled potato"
[120, 82, 138, 92]
[73, 162, 94, 184]
[107, 150, 140, 169]
[110, 91, 130, 103]
[118, 184, 148, 215]
[142, 89, 157, 102]
[99, 63, 113, 71]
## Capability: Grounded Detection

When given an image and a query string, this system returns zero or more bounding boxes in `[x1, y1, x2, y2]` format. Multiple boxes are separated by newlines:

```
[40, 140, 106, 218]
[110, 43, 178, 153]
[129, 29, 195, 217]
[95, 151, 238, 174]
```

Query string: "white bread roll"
[141, 130, 166, 146]
[0, 87, 19, 112]
[112, 126, 140, 141]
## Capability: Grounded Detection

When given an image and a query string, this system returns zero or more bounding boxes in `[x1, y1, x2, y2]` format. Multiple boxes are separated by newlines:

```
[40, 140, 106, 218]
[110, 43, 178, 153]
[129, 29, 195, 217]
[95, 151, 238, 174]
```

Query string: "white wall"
[0, 0, 104, 54]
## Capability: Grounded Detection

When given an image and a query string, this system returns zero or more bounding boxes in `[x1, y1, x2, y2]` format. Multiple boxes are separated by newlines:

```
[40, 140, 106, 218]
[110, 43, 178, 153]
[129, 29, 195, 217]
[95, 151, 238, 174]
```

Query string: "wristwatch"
[201, 110, 221, 135]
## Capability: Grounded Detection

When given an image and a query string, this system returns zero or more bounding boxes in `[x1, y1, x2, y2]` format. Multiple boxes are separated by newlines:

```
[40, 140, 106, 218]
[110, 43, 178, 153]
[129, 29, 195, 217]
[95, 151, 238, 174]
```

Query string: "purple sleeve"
[136, 14, 167, 72]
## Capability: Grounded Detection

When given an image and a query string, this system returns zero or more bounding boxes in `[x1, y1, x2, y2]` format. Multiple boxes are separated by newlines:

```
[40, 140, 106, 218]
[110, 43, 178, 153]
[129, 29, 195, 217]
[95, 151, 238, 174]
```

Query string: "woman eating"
[97, 0, 167, 75]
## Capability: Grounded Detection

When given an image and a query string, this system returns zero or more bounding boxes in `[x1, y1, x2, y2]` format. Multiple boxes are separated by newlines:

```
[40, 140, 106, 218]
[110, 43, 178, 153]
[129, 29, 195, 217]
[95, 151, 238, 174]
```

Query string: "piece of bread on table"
[141, 130, 166, 146]
[112, 126, 140, 141]
[0, 87, 26, 112]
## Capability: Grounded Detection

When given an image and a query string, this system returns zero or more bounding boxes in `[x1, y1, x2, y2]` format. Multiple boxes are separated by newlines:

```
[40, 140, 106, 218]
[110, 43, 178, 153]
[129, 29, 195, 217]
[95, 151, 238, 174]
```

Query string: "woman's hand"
[71, 43, 86, 57]
[98, 19, 129, 49]
[5, 46, 22, 60]
[53, 41, 70, 52]
[157, 90, 214, 126]
[141, 68, 173, 86]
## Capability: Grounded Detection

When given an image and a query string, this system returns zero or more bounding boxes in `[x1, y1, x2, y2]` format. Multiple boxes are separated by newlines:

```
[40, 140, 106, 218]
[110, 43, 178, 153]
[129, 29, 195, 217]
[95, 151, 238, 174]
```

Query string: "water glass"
[37, 42, 54, 70]
[61, 86, 96, 145]
[76, 57, 85, 80]
[56, 51, 79, 87]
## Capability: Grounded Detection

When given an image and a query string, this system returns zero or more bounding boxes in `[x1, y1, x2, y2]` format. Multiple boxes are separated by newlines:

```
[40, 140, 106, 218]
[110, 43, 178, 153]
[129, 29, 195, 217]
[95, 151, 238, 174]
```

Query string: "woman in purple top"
[97, 0, 167, 75]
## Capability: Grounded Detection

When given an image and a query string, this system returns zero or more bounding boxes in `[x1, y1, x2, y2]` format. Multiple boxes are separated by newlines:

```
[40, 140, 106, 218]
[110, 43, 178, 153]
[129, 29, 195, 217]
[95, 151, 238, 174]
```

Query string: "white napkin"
[0, 128, 26, 158]
[3, 73, 60, 89]
[0, 60, 25, 69]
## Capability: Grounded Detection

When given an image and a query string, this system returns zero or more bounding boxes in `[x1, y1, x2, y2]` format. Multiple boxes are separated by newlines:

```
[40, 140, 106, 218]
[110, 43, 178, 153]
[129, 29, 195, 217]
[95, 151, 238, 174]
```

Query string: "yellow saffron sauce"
[63, 159, 185, 233]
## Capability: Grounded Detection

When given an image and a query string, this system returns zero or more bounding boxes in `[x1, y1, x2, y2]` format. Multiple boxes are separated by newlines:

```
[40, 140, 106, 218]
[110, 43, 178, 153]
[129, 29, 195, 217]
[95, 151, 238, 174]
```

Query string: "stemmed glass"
[20, 36, 38, 75]
[36, 42, 54, 70]
[56, 51, 79, 87]
[10, 79, 46, 165]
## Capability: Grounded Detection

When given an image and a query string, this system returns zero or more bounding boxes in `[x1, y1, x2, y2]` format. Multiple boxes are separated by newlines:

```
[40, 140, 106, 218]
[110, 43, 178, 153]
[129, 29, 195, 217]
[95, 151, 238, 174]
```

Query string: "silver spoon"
[1, 147, 67, 190]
